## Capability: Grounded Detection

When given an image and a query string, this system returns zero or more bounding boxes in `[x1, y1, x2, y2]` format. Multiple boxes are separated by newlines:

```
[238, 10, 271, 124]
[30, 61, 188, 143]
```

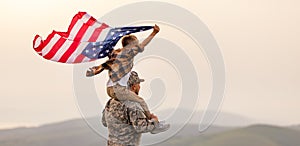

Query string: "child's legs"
[113, 84, 151, 119]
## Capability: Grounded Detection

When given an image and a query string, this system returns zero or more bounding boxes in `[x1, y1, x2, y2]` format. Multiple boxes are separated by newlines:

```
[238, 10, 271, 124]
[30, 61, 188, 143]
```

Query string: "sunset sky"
[0, 0, 299, 129]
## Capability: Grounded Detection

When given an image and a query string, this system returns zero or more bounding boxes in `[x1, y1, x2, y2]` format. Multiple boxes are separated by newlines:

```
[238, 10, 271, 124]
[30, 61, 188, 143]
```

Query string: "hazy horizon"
[0, 107, 297, 130]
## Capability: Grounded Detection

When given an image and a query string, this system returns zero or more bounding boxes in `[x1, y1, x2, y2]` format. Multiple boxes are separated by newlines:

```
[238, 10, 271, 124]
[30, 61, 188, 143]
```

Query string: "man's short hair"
[122, 35, 137, 47]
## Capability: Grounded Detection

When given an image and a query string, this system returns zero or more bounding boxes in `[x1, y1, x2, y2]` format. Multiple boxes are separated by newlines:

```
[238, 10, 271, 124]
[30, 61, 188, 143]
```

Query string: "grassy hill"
[0, 118, 231, 146]
[156, 125, 300, 146]
[0, 119, 106, 146]
[290, 125, 300, 131]
[0, 118, 299, 146]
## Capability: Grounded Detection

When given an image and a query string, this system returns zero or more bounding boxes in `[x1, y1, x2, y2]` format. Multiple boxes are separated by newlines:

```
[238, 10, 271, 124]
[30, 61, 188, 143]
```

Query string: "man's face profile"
[130, 83, 140, 95]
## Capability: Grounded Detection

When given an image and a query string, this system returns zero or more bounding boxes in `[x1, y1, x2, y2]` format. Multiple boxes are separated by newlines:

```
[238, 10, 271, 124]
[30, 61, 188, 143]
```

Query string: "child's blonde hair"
[121, 35, 138, 47]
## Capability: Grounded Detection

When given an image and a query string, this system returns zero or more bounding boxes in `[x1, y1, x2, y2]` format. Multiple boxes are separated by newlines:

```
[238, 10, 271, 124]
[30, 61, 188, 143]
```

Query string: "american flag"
[33, 12, 153, 64]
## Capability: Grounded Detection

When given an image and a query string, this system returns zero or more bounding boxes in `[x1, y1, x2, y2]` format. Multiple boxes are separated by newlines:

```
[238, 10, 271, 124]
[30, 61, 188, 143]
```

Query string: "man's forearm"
[129, 110, 156, 133]
[132, 118, 156, 133]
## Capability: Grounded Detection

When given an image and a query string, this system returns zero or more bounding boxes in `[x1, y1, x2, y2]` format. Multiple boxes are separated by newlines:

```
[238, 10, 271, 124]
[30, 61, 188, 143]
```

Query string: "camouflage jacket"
[102, 99, 156, 146]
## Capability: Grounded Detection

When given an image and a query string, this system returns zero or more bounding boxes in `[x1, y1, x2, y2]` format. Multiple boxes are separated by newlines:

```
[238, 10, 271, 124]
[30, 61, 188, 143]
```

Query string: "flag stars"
[81, 26, 151, 60]
[92, 42, 97, 47]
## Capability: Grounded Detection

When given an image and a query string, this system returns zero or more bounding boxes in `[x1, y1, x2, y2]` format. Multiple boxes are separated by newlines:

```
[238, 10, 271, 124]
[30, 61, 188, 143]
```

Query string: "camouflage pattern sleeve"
[128, 109, 156, 133]
[102, 109, 107, 127]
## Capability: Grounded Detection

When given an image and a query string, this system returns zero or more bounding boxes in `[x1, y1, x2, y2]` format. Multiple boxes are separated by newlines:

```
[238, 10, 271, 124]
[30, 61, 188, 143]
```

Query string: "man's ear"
[130, 85, 135, 91]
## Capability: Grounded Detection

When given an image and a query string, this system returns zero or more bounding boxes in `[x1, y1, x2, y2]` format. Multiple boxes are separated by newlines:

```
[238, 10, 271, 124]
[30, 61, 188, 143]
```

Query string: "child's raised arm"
[139, 24, 160, 48]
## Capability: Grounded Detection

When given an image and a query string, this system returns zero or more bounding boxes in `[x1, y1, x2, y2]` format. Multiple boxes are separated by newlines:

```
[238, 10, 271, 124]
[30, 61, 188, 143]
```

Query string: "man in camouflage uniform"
[102, 71, 169, 146]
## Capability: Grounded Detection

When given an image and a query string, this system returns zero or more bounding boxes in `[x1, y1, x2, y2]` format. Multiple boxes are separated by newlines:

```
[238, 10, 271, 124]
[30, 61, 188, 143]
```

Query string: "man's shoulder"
[122, 100, 143, 111]
[109, 99, 142, 110]
[106, 99, 145, 122]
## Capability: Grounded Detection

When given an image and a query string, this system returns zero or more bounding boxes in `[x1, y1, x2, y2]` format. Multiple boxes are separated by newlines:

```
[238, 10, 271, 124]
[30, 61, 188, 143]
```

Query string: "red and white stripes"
[33, 12, 109, 64]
